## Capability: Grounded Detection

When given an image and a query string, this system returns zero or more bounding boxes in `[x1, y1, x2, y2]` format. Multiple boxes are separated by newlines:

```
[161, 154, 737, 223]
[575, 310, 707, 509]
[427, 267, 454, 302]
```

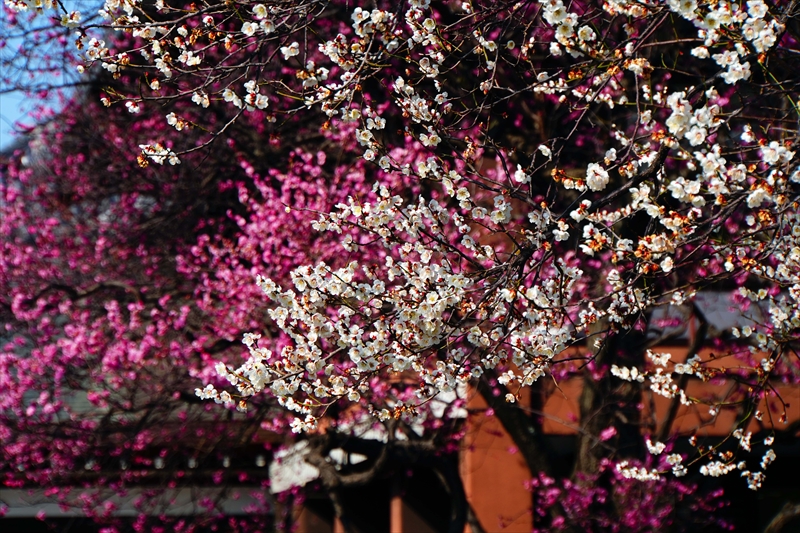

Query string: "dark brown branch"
[466, 501, 488, 533]
[303, 423, 398, 533]
[574, 317, 644, 476]
[305, 425, 395, 490]
[764, 502, 800, 533]
[431, 457, 471, 533]
[24, 281, 145, 307]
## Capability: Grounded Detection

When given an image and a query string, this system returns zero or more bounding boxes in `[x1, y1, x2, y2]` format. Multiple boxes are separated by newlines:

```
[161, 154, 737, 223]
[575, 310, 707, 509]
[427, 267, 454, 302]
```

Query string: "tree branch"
[764, 502, 800, 533]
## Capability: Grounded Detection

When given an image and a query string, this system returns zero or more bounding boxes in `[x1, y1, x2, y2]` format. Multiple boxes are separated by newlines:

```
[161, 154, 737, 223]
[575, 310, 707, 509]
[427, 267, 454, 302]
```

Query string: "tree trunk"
[574, 319, 644, 476]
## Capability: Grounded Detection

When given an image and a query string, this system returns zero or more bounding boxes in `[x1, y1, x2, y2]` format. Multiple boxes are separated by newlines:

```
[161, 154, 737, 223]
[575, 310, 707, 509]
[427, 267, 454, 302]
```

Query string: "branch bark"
[303, 422, 405, 533]
[574, 319, 644, 476]
[432, 456, 471, 533]
[466, 501, 488, 533]
[764, 502, 800, 533]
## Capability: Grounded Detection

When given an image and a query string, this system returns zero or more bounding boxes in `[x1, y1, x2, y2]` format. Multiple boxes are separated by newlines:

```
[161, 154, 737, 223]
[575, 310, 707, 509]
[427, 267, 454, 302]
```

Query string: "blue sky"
[0, 91, 27, 151]
[1, 0, 105, 151]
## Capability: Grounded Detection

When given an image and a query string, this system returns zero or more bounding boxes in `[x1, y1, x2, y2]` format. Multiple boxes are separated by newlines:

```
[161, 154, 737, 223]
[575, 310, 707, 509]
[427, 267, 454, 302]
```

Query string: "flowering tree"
[0, 51, 420, 531]
[4, 0, 800, 530]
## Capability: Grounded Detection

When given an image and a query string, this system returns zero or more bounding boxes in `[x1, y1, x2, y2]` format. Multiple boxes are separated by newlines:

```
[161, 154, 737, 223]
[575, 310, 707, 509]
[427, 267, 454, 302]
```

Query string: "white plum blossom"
[241, 21, 257, 36]
[514, 165, 530, 183]
[281, 42, 300, 59]
[585, 163, 609, 191]
[538, 144, 552, 158]
[252, 3, 268, 18]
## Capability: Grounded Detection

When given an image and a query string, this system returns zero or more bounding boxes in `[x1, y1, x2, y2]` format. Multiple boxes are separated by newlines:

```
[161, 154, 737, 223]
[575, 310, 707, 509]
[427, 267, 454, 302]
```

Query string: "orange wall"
[461, 391, 533, 533]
